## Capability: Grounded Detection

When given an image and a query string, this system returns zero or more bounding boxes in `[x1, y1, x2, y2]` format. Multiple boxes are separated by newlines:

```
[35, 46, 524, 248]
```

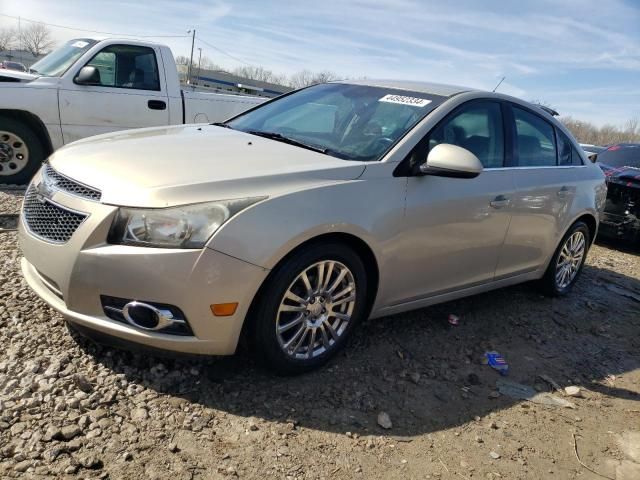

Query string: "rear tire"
[250, 243, 369, 375]
[539, 221, 590, 296]
[0, 116, 46, 185]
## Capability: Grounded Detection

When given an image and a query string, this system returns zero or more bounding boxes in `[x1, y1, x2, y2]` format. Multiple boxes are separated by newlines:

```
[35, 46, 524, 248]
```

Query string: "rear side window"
[427, 101, 505, 168]
[513, 107, 556, 167]
[555, 129, 583, 165]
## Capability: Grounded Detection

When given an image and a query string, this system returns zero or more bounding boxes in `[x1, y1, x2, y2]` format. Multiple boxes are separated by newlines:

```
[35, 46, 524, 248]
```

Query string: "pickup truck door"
[58, 43, 170, 144]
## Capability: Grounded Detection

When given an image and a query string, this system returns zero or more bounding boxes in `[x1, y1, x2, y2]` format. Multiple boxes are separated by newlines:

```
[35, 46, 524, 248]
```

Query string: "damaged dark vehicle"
[596, 144, 640, 242]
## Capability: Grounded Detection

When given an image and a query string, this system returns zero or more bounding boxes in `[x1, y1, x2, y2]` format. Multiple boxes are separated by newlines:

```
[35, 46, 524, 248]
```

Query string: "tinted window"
[84, 45, 160, 91]
[597, 145, 640, 168]
[571, 146, 584, 165]
[427, 101, 504, 168]
[513, 107, 556, 167]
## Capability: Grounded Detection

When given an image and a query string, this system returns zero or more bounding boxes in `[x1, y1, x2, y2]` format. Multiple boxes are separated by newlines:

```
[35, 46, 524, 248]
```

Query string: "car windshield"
[597, 145, 640, 168]
[226, 83, 442, 161]
[29, 38, 97, 77]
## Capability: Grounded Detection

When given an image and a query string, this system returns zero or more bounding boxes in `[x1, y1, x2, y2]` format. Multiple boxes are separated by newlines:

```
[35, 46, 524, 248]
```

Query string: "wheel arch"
[0, 109, 53, 156]
[239, 232, 380, 349]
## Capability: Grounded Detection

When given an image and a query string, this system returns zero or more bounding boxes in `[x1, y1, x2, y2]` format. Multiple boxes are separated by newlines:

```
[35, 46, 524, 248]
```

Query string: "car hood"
[49, 125, 367, 207]
[0, 70, 39, 83]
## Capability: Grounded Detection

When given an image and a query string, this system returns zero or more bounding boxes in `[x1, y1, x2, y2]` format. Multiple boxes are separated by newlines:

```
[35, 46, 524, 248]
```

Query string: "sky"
[1, 0, 639, 127]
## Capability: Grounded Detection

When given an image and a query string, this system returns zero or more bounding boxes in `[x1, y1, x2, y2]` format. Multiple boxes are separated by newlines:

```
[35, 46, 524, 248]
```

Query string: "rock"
[475, 436, 484, 443]
[73, 373, 93, 393]
[168, 443, 180, 453]
[64, 465, 79, 474]
[249, 422, 259, 431]
[377, 412, 393, 430]
[489, 451, 501, 459]
[13, 460, 32, 472]
[89, 409, 108, 422]
[488, 391, 500, 399]
[123, 451, 134, 461]
[488, 421, 498, 430]
[43, 425, 62, 442]
[60, 425, 82, 440]
[564, 386, 581, 397]
[131, 407, 149, 421]
[409, 372, 421, 384]
[79, 454, 103, 469]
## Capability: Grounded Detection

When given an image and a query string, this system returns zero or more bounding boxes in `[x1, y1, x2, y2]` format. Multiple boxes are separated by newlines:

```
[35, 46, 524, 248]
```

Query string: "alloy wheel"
[555, 231, 586, 289]
[276, 260, 356, 360]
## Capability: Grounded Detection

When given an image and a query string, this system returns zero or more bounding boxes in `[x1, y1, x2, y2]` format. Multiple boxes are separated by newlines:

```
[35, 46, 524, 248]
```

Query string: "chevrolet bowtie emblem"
[35, 174, 56, 203]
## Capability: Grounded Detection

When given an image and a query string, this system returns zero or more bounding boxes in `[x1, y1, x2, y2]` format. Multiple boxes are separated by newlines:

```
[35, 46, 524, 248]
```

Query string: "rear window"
[597, 145, 640, 168]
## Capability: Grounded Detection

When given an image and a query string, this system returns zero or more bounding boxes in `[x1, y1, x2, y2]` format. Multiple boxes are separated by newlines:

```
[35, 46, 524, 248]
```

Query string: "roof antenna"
[492, 76, 505, 92]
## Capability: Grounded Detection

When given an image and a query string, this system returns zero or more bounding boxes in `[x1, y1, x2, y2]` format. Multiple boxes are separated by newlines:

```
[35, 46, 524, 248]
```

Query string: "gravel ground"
[1, 187, 639, 480]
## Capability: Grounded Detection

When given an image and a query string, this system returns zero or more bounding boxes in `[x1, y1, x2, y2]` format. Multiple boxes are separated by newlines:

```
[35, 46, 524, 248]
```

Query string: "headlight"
[108, 197, 265, 248]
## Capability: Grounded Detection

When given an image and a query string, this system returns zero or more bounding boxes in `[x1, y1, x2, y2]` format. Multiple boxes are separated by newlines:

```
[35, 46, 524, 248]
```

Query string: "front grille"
[43, 164, 102, 202]
[22, 186, 88, 243]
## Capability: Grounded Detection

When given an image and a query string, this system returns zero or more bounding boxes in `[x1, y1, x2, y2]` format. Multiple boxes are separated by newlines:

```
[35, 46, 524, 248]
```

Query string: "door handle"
[489, 194, 510, 209]
[148, 100, 167, 110]
[557, 186, 570, 198]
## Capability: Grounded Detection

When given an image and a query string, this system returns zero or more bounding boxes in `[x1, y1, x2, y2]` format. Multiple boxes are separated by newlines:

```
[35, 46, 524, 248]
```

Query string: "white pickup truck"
[0, 38, 267, 183]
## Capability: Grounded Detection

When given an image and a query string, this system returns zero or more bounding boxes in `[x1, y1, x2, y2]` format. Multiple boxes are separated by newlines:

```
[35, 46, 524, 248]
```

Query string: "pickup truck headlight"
[108, 198, 265, 248]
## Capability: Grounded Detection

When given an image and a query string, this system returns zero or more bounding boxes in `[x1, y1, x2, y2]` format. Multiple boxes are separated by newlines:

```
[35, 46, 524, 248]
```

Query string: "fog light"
[210, 303, 238, 316]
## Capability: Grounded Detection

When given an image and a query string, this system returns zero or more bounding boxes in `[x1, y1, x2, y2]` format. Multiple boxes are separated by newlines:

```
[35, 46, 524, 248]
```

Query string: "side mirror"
[74, 66, 100, 85]
[419, 143, 483, 178]
[587, 153, 598, 163]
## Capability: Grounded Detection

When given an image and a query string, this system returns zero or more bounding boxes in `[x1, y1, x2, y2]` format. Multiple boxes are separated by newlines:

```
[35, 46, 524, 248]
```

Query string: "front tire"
[539, 221, 590, 296]
[0, 116, 46, 185]
[251, 243, 369, 374]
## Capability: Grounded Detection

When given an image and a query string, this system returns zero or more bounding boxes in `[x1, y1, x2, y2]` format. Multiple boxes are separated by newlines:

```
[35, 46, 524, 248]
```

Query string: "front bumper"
[18, 179, 269, 356]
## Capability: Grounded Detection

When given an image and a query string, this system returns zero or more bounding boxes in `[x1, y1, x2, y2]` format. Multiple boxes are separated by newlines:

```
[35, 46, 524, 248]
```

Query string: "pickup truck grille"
[22, 186, 88, 243]
[43, 164, 102, 202]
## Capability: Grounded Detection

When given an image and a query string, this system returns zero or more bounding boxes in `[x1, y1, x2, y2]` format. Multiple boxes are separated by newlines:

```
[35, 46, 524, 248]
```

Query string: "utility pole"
[196, 47, 202, 85]
[187, 29, 196, 84]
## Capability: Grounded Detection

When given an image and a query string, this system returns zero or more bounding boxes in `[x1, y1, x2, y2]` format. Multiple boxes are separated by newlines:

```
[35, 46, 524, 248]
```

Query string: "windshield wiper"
[245, 130, 329, 155]
[211, 122, 233, 129]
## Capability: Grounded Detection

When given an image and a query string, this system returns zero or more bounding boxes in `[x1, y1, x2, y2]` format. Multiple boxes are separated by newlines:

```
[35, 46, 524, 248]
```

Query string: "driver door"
[58, 43, 169, 144]
[386, 100, 516, 303]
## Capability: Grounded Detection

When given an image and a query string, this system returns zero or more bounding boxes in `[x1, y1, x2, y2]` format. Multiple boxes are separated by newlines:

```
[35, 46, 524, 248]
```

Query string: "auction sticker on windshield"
[71, 41, 90, 48]
[379, 94, 432, 107]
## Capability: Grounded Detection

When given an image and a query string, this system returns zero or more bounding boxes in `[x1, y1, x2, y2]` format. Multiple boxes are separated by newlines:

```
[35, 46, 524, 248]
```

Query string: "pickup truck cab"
[0, 38, 265, 184]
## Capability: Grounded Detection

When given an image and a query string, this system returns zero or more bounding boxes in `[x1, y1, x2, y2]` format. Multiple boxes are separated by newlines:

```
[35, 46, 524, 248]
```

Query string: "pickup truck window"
[84, 45, 161, 91]
[227, 83, 444, 162]
[29, 38, 97, 77]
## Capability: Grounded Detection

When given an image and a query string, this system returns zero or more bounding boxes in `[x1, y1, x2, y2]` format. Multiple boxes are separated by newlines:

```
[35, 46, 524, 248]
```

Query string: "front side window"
[426, 101, 505, 168]
[227, 83, 444, 161]
[513, 107, 557, 167]
[83, 45, 160, 91]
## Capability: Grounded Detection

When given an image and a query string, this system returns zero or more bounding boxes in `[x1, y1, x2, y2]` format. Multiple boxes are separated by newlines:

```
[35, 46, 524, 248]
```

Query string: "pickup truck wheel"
[0, 117, 45, 185]
[251, 243, 368, 375]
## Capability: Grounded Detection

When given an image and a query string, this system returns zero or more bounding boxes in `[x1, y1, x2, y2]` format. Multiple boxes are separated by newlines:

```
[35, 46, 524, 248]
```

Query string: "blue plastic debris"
[485, 351, 509, 376]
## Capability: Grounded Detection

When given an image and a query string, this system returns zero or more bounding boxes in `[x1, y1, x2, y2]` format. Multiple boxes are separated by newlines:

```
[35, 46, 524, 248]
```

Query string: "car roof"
[334, 79, 474, 97]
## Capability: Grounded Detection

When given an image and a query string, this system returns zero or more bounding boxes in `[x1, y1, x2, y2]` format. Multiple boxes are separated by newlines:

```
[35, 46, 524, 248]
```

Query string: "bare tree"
[0, 28, 17, 51]
[20, 23, 54, 56]
[232, 65, 281, 84]
[288, 69, 338, 89]
[560, 115, 640, 145]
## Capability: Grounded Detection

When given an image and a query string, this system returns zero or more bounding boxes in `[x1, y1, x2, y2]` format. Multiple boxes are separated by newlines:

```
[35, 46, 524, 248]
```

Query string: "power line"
[195, 36, 252, 66]
[0, 13, 189, 38]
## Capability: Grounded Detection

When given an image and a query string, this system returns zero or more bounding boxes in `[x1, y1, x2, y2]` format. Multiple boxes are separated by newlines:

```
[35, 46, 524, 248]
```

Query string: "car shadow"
[596, 235, 640, 256]
[71, 260, 640, 437]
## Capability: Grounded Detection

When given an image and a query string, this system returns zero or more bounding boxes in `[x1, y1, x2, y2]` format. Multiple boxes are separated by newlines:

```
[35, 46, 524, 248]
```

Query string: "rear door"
[59, 43, 169, 144]
[495, 104, 580, 278]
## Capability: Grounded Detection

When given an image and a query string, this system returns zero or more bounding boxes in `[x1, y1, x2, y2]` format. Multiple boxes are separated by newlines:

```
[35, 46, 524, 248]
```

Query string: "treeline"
[175, 56, 339, 89]
[560, 117, 639, 146]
